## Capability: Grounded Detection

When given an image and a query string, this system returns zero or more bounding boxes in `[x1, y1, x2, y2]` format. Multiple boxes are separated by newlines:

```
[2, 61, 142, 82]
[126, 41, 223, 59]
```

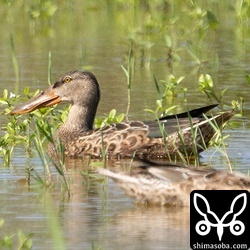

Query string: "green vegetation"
[0, 0, 249, 247]
[0, 218, 33, 249]
[0, 71, 241, 167]
[0, 0, 247, 184]
[0, 0, 247, 170]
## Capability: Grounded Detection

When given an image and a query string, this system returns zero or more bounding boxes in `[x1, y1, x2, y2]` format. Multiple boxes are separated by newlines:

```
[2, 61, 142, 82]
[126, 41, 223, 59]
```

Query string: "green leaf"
[109, 109, 116, 119]
[221, 88, 228, 96]
[153, 75, 161, 97]
[116, 113, 124, 123]
[24, 86, 30, 96]
[143, 108, 155, 114]
[3, 89, 8, 99]
[164, 105, 178, 115]
[207, 10, 219, 29]
[0, 99, 8, 105]
[245, 74, 250, 84]
[121, 65, 129, 78]
[177, 76, 185, 84]
[0, 218, 4, 228]
[156, 99, 162, 108]
[164, 35, 172, 47]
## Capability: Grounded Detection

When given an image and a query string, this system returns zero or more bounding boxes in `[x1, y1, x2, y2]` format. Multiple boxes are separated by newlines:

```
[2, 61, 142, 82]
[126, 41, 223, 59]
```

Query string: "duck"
[98, 162, 250, 206]
[11, 70, 233, 159]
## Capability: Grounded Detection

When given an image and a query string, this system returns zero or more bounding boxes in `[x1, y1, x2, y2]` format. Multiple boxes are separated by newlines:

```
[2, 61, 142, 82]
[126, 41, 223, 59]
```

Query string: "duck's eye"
[64, 77, 72, 83]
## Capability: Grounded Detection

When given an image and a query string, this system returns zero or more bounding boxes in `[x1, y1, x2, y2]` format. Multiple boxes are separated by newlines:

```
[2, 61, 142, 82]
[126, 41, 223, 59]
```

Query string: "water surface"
[0, 1, 250, 249]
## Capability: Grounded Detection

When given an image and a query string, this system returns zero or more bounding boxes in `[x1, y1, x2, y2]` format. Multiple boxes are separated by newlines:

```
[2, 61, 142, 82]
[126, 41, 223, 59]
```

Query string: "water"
[0, 1, 250, 249]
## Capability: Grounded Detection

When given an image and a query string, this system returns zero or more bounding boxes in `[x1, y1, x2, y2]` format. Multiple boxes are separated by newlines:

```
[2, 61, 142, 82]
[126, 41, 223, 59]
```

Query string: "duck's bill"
[11, 86, 61, 115]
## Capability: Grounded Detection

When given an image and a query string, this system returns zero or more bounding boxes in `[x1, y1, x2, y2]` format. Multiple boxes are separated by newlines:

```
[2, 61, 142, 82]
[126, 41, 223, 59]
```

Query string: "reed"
[47, 51, 52, 85]
[0, 0, 246, 184]
[0, 2, 248, 249]
[121, 41, 134, 121]
[9, 33, 19, 92]
[34, 117, 71, 195]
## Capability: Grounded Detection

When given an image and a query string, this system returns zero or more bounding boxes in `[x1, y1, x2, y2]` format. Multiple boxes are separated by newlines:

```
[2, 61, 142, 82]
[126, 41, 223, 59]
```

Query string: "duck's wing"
[146, 111, 233, 138]
[148, 165, 250, 186]
[159, 104, 218, 120]
[145, 117, 199, 138]
[67, 111, 233, 158]
[64, 121, 151, 157]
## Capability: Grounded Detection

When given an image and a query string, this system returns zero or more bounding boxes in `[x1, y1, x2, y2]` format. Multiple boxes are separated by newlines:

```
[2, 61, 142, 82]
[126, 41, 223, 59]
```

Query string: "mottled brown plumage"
[98, 163, 250, 206]
[11, 70, 233, 159]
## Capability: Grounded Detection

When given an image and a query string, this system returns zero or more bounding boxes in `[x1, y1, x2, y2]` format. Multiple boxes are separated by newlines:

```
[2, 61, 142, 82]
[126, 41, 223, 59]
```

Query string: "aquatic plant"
[0, 68, 238, 169]
[0, 0, 247, 177]
[9, 34, 19, 87]
[198, 74, 228, 106]
[95, 109, 124, 129]
[121, 41, 135, 120]
[0, 1, 249, 249]
[0, 218, 33, 249]
[0, 89, 31, 167]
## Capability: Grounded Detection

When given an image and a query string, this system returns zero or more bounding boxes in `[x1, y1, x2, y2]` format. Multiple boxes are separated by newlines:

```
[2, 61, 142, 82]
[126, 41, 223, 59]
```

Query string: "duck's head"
[11, 70, 101, 115]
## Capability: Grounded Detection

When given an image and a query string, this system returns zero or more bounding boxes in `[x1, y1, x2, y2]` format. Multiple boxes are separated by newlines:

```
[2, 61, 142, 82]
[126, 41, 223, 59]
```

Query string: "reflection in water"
[58, 166, 191, 250]
[0, 162, 190, 249]
[99, 206, 190, 250]
[1, 131, 250, 249]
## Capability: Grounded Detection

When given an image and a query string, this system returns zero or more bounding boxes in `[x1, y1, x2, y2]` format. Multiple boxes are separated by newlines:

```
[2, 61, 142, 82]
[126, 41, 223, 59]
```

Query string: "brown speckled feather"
[11, 70, 234, 159]
[60, 111, 233, 158]
[98, 164, 250, 206]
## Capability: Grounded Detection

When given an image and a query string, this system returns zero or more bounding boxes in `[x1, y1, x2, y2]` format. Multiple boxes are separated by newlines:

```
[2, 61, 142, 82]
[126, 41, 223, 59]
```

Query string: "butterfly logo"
[193, 193, 247, 241]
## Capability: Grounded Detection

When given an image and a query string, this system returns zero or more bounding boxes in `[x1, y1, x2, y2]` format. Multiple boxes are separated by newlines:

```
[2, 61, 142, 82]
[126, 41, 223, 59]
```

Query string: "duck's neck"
[59, 104, 96, 138]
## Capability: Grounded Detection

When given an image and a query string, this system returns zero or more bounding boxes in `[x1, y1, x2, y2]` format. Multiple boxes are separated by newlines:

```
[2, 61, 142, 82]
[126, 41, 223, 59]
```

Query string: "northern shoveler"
[98, 162, 250, 206]
[11, 70, 233, 159]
